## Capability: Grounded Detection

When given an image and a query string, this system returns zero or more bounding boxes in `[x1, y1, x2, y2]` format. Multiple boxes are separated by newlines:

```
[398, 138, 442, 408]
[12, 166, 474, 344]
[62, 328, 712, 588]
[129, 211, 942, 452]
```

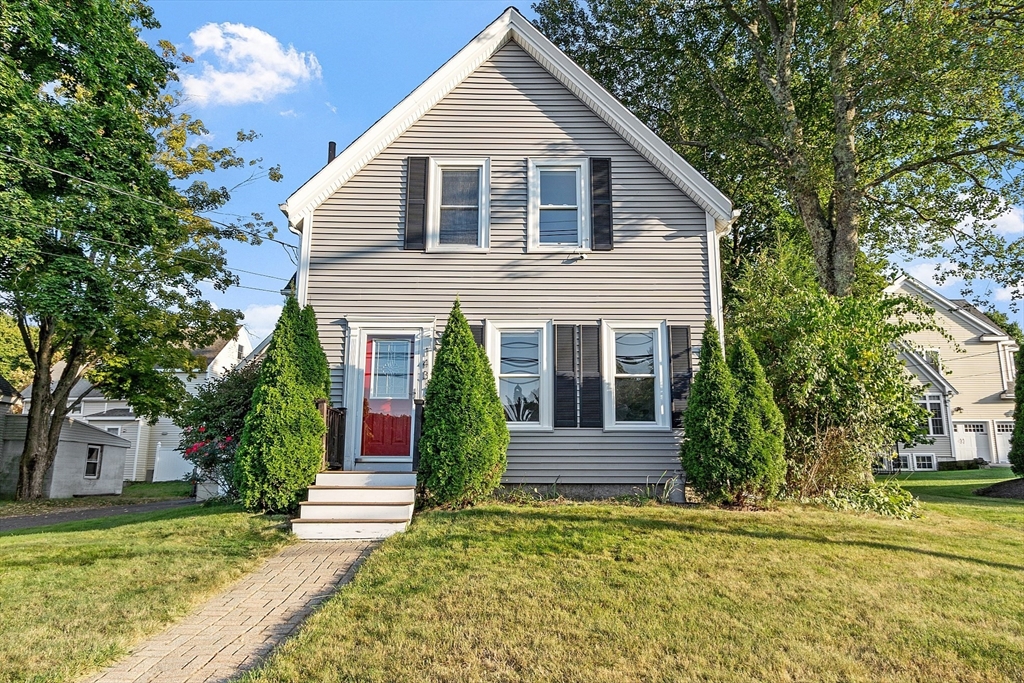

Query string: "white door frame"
[343, 318, 435, 470]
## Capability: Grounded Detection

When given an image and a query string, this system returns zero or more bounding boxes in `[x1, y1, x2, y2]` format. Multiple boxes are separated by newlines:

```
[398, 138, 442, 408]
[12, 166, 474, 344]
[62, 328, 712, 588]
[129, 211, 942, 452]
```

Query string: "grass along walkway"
[0, 480, 194, 518]
[245, 492, 1024, 683]
[0, 504, 291, 683]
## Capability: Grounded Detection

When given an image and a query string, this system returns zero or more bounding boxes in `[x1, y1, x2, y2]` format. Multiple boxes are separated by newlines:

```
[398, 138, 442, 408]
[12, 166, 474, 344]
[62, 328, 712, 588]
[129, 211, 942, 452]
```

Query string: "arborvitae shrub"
[680, 318, 738, 503]
[1010, 348, 1024, 478]
[234, 297, 326, 512]
[418, 299, 509, 506]
[729, 333, 787, 502]
[296, 303, 330, 400]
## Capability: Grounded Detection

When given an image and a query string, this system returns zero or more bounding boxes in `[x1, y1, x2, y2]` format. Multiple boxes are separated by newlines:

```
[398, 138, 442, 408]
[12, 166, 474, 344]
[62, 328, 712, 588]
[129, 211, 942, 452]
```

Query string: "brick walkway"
[87, 542, 375, 683]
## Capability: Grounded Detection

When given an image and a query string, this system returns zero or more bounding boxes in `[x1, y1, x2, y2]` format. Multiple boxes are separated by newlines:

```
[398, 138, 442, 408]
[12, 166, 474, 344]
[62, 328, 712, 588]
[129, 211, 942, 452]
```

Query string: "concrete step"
[298, 501, 414, 521]
[291, 519, 409, 541]
[306, 486, 415, 504]
[315, 471, 417, 488]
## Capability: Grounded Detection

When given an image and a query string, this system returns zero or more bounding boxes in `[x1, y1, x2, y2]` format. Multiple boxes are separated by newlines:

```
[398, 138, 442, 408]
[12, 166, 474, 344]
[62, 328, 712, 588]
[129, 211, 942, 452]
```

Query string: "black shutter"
[591, 158, 613, 251]
[469, 324, 484, 347]
[579, 324, 603, 428]
[554, 324, 578, 427]
[669, 325, 692, 428]
[404, 156, 428, 250]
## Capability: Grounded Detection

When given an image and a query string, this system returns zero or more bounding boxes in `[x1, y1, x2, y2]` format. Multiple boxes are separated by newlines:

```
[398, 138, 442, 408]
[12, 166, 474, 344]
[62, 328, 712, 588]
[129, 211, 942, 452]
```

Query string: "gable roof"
[280, 7, 732, 229]
[898, 345, 958, 396]
[0, 374, 20, 400]
[886, 275, 1011, 340]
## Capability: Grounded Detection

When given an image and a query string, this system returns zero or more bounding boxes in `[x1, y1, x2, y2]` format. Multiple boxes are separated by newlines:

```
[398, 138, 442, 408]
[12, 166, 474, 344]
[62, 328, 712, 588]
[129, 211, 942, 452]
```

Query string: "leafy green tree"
[234, 299, 325, 512]
[0, 0, 281, 498]
[296, 303, 330, 400]
[418, 299, 509, 507]
[1010, 349, 1024, 478]
[728, 333, 786, 502]
[0, 314, 33, 390]
[983, 308, 1024, 346]
[680, 318, 738, 503]
[729, 241, 937, 495]
[534, 0, 1024, 297]
[177, 361, 262, 496]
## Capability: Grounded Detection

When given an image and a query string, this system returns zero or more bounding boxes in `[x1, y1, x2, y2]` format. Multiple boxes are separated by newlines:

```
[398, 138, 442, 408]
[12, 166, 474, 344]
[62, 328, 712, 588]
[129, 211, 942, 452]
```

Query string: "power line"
[0, 151, 299, 249]
[1, 210, 288, 280]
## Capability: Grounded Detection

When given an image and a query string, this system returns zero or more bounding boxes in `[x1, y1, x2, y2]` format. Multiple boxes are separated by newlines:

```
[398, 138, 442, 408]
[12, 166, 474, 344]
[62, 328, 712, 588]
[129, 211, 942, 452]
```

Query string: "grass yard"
[0, 480, 194, 519]
[0, 504, 290, 683]
[896, 468, 1024, 527]
[246, 474, 1024, 683]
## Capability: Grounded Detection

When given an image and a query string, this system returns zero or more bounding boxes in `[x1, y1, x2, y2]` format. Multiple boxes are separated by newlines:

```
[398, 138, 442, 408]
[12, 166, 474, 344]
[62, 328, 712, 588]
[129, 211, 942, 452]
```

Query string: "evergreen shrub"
[418, 299, 509, 507]
[1011, 348, 1024, 478]
[234, 298, 328, 513]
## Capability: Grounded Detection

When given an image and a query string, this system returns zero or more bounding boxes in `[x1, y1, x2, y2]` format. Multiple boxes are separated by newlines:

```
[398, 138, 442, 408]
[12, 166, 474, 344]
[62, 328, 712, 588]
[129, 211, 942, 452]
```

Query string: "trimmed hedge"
[937, 459, 982, 471]
[1010, 348, 1024, 477]
[418, 299, 509, 507]
[234, 298, 328, 513]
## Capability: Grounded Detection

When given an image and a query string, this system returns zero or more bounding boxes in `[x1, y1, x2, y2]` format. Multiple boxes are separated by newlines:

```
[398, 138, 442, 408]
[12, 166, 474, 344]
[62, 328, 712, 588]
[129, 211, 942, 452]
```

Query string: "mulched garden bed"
[975, 477, 1024, 500]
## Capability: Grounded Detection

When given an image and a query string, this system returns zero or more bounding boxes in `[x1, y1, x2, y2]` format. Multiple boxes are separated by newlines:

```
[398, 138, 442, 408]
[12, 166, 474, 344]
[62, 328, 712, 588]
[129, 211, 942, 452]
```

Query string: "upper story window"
[601, 321, 670, 430]
[917, 394, 945, 436]
[426, 158, 490, 252]
[923, 347, 941, 370]
[68, 402, 83, 415]
[528, 158, 590, 251]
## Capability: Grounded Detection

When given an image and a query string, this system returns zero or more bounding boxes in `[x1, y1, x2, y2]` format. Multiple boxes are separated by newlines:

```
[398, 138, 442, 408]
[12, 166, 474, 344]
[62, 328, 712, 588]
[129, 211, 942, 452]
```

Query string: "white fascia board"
[280, 8, 732, 227]
[892, 276, 1007, 338]
[899, 347, 958, 396]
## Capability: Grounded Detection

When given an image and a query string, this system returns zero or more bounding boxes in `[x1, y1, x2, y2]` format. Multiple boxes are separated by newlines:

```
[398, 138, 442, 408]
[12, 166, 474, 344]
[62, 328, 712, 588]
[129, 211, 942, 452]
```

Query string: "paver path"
[0, 499, 196, 533]
[87, 541, 375, 683]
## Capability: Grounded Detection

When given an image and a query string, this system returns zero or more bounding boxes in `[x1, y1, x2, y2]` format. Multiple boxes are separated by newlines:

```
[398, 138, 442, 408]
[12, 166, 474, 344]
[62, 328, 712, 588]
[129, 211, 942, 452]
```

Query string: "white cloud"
[181, 23, 321, 106]
[905, 261, 962, 290]
[325, 101, 337, 113]
[990, 206, 1024, 237]
[279, 109, 298, 117]
[241, 303, 283, 343]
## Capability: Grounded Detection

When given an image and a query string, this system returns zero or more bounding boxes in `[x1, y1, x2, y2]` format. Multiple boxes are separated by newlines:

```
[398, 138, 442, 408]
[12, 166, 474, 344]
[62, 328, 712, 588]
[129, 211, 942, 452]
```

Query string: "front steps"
[291, 471, 416, 540]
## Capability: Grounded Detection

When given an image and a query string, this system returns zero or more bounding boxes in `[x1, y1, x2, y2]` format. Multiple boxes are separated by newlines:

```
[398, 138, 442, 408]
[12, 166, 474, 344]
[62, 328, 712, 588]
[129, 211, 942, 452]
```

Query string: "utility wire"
[0, 214, 290, 282]
[0, 151, 299, 249]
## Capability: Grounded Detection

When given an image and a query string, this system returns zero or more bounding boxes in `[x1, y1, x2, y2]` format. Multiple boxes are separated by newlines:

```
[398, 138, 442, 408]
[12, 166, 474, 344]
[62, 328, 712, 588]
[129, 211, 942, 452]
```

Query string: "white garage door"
[955, 422, 992, 463]
[995, 422, 1014, 464]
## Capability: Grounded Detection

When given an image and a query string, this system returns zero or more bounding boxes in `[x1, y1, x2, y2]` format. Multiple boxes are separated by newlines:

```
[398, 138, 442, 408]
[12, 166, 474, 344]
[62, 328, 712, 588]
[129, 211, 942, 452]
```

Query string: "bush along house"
[281, 8, 734, 539]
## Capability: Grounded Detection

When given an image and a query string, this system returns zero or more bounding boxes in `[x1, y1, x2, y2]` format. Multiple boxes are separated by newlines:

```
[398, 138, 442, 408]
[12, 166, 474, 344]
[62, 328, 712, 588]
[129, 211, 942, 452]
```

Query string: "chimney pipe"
[327, 141, 337, 163]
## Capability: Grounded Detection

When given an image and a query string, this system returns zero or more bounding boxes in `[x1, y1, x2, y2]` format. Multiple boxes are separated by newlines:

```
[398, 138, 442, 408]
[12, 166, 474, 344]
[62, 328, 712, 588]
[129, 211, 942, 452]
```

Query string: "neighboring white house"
[886, 275, 1018, 471]
[21, 328, 251, 482]
[0, 374, 22, 416]
[277, 8, 734, 538]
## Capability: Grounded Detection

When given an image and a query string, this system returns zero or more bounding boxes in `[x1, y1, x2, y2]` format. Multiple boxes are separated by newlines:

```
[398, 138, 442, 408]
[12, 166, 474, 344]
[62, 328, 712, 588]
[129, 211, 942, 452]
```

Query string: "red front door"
[361, 336, 414, 457]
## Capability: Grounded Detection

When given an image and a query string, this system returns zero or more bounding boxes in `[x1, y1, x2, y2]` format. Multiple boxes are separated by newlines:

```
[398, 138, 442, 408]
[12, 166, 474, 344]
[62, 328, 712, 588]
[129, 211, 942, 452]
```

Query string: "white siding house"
[887, 276, 1018, 471]
[280, 8, 733, 500]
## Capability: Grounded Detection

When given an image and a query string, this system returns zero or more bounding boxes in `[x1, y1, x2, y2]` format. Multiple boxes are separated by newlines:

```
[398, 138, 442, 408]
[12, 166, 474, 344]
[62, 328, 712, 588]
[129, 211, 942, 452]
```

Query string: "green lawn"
[245, 477, 1024, 683]
[0, 505, 290, 683]
[894, 468, 1024, 527]
[0, 480, 194, 519]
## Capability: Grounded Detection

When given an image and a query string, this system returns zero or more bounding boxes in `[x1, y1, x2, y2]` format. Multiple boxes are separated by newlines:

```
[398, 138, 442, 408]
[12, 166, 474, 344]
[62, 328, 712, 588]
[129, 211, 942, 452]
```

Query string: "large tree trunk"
[15, 319, 85, 500]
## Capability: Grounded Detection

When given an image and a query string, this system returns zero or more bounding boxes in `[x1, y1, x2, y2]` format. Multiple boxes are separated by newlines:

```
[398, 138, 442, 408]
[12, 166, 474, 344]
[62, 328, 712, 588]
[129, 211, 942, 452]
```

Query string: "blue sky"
[145, 1, 1021, 342]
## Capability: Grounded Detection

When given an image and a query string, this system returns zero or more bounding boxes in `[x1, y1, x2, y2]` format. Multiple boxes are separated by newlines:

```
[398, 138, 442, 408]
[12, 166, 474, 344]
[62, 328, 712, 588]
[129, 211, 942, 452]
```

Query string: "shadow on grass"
[421, 506, 1024, 574]
[0, 502, 255, 538]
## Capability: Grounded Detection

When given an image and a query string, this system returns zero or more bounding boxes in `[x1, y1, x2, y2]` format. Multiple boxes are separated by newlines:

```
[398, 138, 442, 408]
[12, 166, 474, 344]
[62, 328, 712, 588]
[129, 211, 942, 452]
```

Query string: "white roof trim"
[281, 7, 731, 225]
[899, 346, 958, 396]
[887, 275, 1008, 338]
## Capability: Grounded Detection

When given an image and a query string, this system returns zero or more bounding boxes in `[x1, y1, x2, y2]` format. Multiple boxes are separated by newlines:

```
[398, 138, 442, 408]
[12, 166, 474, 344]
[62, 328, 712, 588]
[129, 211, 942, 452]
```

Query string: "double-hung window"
[917, 394, 945, 436]
[85, 445, 102, 479]
[427, 158, 489, 251]
[528, 158, 590, 251]
[486, 321, 553, 430]
[601, 321, 670, 430]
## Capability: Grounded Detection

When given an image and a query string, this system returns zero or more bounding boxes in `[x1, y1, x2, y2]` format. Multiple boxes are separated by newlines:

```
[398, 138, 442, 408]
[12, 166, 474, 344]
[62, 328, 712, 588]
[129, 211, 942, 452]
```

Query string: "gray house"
[280, 8, 733, 539]
[0, 413, 130, 498]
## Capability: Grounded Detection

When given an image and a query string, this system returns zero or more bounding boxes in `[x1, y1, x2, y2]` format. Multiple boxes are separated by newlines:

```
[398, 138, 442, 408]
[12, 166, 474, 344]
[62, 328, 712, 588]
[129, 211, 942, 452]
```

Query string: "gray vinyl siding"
[307, 41, 711, 484]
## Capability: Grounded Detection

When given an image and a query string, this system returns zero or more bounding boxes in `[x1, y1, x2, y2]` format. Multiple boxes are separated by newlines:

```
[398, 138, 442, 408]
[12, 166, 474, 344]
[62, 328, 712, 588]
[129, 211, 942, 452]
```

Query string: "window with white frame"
[427, 158, 489, 250]
[68, 402, 83, 415]
[85, 445, 102, 479]
[914, 454, 935, 470]
[895, 454, 909, 470]
[923, 347, 941, 370]
[486, 322, 552, 430]
[105, 426, 121, 437]
[917, 394, 945, 435]
[602, 322, 669, 429]
[528, 158, 589, 250]
[369, 339, 414, 400]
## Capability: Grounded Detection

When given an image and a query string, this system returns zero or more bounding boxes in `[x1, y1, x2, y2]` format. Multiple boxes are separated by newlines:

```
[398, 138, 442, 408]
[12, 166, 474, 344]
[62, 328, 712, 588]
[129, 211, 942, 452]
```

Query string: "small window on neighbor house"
[914, 454, 935, 471]
[85, 445, 102, 479]
[896, 454, 910, 470]
[68, 402, 82, 415]
[997, 422, 1014, 434]
[237, 345, 245, 360]
[917, 395, 944, 436]
[105, 426, 121, 437]
[923, 348, 941, 370]
[427, 158, 489, 251]
[528, 158, 590, 251]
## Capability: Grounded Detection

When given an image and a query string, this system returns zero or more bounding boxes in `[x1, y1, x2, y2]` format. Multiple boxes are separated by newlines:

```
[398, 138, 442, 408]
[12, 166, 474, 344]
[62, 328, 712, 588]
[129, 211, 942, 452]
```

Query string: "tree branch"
[866, 142, 1024, 188]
